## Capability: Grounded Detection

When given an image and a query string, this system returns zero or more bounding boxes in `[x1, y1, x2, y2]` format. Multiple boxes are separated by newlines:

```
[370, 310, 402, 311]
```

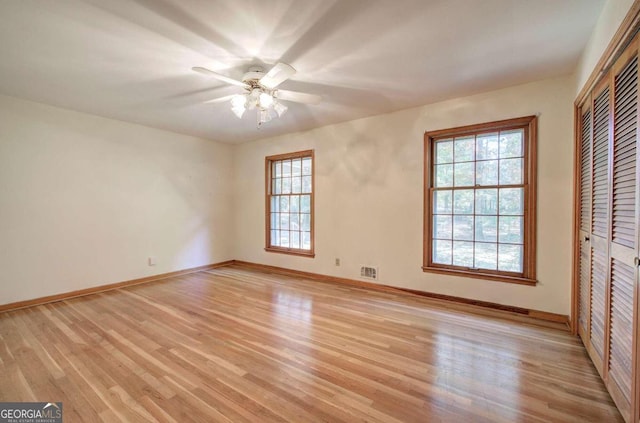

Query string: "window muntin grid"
[431, 128, 527, 274]
[266, 152, 313, 255]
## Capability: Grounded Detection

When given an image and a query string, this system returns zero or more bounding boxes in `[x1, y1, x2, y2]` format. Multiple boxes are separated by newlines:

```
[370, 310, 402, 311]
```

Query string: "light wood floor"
[0, 265, 622, 422]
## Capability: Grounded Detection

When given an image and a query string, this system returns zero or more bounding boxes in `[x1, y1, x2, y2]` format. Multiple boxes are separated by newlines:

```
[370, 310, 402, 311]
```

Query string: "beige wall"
[233, 75, 575, 315]
[576, 0, 634, 94]
[0, 95, 233, 305]
[0, 3, 627, 315]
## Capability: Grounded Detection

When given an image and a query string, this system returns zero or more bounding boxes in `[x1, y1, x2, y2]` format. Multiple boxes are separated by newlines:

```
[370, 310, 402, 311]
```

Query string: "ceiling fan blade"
[277, 89, 321, 105]
[259, 62, 296, 89]
[192, 67, 248, 88]
[203, 94, 237, 104]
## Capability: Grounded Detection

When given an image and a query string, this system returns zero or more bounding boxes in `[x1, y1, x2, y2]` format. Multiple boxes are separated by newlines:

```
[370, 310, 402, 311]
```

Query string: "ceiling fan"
[192, 62, 321, 126]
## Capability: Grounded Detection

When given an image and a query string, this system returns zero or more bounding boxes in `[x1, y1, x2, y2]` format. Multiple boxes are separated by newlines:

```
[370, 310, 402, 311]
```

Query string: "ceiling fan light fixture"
[273, 101, 288, 117]
[230, 94, 246, 118]
[258, 108, 273, 126]
[259, 92, 274, 108]
[231, 105, 245, 119]
[194, 62, 319, 128]
[246, 89, 261, 110]
[230, 94, 246, 108]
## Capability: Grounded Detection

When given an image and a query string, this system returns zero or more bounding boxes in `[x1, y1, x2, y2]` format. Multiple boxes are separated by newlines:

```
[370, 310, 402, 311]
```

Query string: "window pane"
[433, 240, 452, 264]
[267, 154, 313, 254]
[474, 242, 497, 270]
[282, 177, 291, 194]
[290, 195, 299, 213]
[453, 241, 474, 267]
[302, 232, 311, 249]
[500, 129, 523, 158]
[498, 244, 523, 272]
[292, 158, 302, 176]
[434, 215, 452, 239]
[279, 230, 289, 247]
[301, 195, 311, 213]
[290, 231, 300, 248]
[301, 213, 311, 231]
[475, 216, 497, 242]
[290, 213, 300, 230]
[476, 133, 499, 160]
[436, 140, 453, 164]
[292, 176, 302, 193]
[453, 216, 474, 241]
[280, 196, 289, 212]
[453, 189, 474, 214]
[454, 162, 474, 186]
[280, 213, 289, 230]
[302, 158, 312, 175]
[475, 189, 498, 215]
[499, 216, 523, 243]
[426, 118, 533, 279]
[435, 164, 453, 187]
[499, 188, 523, 215]
[302, 176, 312, 193]
[499, 158, 523, 185]
[273, 178, 281, 194]
[282, 160, 291, 177]
[434, 190, 453, 214]
[454, 137, 474, 162]
[476, 160, 498, 186]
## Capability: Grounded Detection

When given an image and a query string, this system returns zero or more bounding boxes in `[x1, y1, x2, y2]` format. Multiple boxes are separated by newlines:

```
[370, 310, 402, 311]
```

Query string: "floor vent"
[360, 266, 378, 280]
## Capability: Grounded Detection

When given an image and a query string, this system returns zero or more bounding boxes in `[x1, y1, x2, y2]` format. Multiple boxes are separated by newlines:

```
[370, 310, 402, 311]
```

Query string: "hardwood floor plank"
[0, 266, 623, 422]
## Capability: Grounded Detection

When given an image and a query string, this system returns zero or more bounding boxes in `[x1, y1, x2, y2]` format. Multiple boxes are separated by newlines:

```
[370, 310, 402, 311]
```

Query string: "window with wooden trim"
[265, 150, 314, 257]
[423, 116, 537, 285]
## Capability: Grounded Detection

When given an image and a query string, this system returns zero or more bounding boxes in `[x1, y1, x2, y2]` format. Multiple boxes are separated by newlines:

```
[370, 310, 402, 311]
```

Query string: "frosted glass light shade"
[247, 89, 260, 110]
[259, 92, 274, 108]
[273, 101, 287, 117]
[259, 109, 272, 123]
[228, 89, 287, 124]
[230, 94, 246, 118]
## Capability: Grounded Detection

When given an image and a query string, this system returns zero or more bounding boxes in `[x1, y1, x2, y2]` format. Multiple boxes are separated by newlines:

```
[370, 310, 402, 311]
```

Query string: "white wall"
[0, 95, 233, 305]
[233, 75, 575, 315]
[576, 0, 635, 94]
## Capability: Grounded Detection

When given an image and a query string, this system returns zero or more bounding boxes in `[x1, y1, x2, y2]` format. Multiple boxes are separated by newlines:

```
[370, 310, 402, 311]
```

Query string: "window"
[423, 116, 537, 285]
[265, 150, 314, 257]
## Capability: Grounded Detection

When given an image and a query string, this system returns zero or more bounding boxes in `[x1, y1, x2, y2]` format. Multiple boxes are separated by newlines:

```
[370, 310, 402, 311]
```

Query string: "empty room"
[0, 0, 639, 421]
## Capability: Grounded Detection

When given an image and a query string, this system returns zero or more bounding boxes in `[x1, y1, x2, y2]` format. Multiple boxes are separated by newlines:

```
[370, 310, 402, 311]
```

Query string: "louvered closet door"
[578, 104, 593, 342]
[589, 79, 612, 370]
[606, 44, 639, 422]
[575, 31, 640, 423]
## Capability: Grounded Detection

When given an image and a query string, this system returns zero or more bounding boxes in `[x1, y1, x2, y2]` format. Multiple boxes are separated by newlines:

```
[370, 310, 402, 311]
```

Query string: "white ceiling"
[0, 0, 604, 143]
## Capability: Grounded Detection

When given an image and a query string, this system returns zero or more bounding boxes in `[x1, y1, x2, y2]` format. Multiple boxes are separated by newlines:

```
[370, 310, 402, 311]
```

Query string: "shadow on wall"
[319, 110, 424, 188]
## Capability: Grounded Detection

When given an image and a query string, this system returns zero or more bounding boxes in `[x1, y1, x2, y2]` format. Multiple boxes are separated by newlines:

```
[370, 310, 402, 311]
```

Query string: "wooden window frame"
[423, 116, 538, 286]
[265, 150, 315, 258]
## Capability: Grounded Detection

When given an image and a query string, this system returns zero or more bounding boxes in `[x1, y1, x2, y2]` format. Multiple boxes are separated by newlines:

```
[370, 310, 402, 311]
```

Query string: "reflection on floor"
[0, 265, 622, 422]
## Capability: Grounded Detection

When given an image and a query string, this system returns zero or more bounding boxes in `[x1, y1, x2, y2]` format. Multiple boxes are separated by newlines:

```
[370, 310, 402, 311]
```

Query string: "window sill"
[265, 247, 315, 258]
[422, 266, 537, 286]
